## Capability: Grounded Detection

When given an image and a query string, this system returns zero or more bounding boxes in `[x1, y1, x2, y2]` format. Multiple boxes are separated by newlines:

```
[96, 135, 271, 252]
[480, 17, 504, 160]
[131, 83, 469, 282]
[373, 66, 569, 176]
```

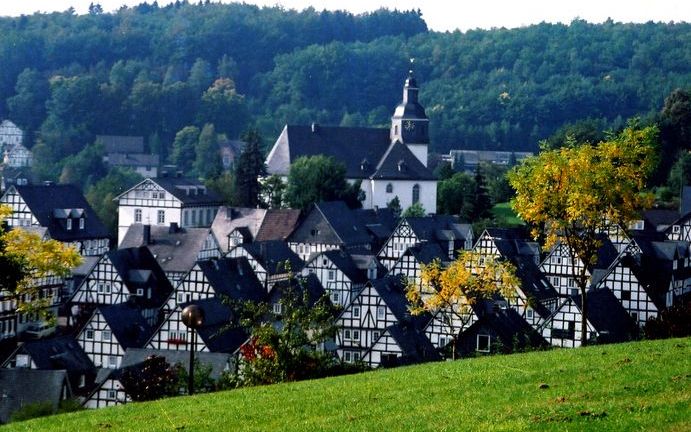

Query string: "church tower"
[390, 67, 430, 167]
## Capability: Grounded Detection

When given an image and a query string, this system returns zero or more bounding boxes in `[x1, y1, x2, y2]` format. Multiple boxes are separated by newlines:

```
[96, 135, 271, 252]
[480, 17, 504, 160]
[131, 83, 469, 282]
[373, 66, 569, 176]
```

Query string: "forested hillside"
[0, 2, 689, 167]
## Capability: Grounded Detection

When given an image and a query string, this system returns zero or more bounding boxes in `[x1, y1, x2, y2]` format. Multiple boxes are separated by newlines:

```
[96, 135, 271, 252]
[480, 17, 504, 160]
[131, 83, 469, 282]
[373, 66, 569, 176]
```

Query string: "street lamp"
[181, 304, 205, 395]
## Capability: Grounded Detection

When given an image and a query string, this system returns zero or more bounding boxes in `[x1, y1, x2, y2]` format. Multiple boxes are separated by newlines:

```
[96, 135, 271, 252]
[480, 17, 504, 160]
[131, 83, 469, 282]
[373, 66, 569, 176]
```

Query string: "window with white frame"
[66, 218, 72, 230]
[86, 329, 94, 340]
[135, 208, 142, 223]
[476, 334, 490, 352]
[107, 389, 117, 400]
[353, 306, 360, 318]
[377, 306, 385, 319]
[108, 356, 117, 368]
[157, 210, 165, 224]
[526, 309, 534, 319]
[327, 270, 335, 281]
[353, 352, 360, 361]
[673, 225, 681, 233]
[439, 336, 447, 347]
[273, 303, 283, 315]
[331, 291, 340, 303]
[102, 330, 112, 341]
[79, 218, 85, 230]
[373, 331, 380, 341]
[344, 351, 352, 362]
[552, 277, 560, 287]
[353, 330, 360, 341]
[344, 329, 351, 340]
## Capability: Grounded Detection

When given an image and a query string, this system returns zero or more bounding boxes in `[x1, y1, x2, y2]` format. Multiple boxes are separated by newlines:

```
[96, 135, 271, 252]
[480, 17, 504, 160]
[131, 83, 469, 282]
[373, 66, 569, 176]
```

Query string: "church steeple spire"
[390, 59, 430, 167]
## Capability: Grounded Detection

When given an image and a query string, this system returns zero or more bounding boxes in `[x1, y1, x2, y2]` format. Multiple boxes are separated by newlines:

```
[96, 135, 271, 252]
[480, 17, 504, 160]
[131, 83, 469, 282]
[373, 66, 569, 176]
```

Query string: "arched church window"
[386, 183, 393, 193]
[412, 184, 420, 204]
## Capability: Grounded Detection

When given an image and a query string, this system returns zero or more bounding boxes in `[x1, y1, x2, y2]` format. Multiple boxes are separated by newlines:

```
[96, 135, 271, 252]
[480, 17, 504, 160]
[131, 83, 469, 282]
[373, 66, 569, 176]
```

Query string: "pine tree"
[472, 165, 492, 219]
[235, 128, 266, 207]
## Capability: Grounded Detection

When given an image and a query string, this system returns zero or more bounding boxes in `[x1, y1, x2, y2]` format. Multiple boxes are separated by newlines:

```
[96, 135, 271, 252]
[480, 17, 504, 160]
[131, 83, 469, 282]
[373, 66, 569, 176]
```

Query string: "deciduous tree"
[406, 251, 518, 359]
[234, 128, 266, 207]
[284, 155, 350, 211]
[508, 124, 658, 345]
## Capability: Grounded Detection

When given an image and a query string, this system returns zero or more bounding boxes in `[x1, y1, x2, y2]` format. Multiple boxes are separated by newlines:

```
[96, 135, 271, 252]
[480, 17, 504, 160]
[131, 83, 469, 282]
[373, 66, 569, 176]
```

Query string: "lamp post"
[181, 304, 204, 395]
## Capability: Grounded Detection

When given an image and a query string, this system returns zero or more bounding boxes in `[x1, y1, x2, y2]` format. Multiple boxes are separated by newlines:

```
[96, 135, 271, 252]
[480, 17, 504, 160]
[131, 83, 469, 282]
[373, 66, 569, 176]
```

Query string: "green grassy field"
[491, 202, 524, 226]
[3, 338, 690, 431]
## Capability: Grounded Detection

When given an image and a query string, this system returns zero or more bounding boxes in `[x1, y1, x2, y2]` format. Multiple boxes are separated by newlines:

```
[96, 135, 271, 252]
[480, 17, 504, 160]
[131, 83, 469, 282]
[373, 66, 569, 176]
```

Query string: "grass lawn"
[3, 337, 689, 431]
[491, 202, 524, 226]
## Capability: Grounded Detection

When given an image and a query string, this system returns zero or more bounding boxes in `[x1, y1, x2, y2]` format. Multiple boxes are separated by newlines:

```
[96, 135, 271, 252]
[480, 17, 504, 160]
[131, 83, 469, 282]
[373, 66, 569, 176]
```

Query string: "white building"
[115, 177, 223, 245]
[0, 120, 23, 147]
[265, 71, 437, 213]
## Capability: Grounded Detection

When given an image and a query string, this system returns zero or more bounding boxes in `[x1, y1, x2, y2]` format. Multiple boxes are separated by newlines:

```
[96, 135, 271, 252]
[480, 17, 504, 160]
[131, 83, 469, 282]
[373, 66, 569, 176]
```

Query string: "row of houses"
[1, 177, 690, 415]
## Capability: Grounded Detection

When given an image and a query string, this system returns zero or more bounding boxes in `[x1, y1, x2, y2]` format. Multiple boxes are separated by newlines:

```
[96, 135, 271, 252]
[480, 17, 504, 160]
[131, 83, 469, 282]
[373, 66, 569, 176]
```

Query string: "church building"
[265, 71, 437, 213]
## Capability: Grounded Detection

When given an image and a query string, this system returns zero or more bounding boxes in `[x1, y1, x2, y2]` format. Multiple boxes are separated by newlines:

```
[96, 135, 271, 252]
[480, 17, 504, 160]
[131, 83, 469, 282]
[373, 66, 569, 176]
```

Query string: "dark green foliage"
[643, 301, 691, 340]
[234, 128, 266, 207]
[434, 161, 455, 180]
[206, 172, 237, 206]
[194, 123, 223, 180]
[223, 276, 340, 387]
[437, 172, 475, 218]
[386, 196, 402, 218]
[472, 167, 492, 219]
[284, 155, 350, 211]
[402, 202, 426, 217]
[667, 151, 691, 195]
[120, 355, 179, 402]
[171, 126, 200, 174]
[9, 398, 83, 423]
[58, 141, 107, 189]
[654, 89, 691, 184]
[260, 174, 286, 209]
[0, 223, 24, 294]
[540, 118, 608, 150]
[175, 359, 216, 394]
[85, 168, 143, 236]
[6, 68, 49, 146]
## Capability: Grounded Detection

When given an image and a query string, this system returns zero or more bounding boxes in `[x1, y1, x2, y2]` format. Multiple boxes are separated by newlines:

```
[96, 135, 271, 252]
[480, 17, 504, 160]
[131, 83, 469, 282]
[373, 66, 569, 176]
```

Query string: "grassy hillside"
[491, 202, 524, 227]
[4, 338, 690, 431]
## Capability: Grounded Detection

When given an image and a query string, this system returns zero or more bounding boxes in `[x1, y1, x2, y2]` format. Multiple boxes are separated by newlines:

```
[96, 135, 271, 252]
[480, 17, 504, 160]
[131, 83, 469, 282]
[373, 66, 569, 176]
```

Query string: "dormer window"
[79, 218, 85, 230]
[66, 218, 72, 230]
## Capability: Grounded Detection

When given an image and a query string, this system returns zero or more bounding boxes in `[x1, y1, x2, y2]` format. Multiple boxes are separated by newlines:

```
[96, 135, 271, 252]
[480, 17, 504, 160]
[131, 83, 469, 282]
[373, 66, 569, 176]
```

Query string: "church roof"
[266, 125, 390, 178]
[371, 141, 436, 181]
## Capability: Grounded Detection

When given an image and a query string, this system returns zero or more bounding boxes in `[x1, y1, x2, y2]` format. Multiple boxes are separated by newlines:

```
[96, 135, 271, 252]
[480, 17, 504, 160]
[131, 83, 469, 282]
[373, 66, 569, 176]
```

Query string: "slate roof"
[211, 207, 267, 253]
[386, 323, 441, 364]
[369, 275, 430, 328]
[99, 303, 155, 349]
[119, 224, 212, 274]
[370, 141, 436, 181]
[266, 125, 390, 178]
[12, 184, 110, 242]
[118, 177, 223, 206]
[0, 369, 71, 424]
[106, 247, 174, 308]
[641, 209, 680, 232]
[121, 349, 231, 380]
[107, 153, 159, 168]
[242, 240, 304, 276]
[269, 274, 328, 309]
[462, 304, 547, 350]
[681, 186, 691, 216]
[573, 290, 637, 343]
[179, 298, 249, 354]
[254, 209, 302, 242]
[15, 336, 93, 372]
[405, 215, 469, 242]
[312, 249, 367, 284]
[509, 254, 559, 314]
[287, 201, 371, 247]
[97, 135, 144, 154]
[196, 257, 266, 302]
[405, 242, 449, 265]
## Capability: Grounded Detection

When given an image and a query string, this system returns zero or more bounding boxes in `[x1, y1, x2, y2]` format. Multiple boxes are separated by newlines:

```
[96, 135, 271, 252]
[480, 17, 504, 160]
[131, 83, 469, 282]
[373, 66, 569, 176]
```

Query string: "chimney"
[311, 123, 319, 133]
[43, 180, 54, 186]
[143, 224, 151, 245]
[169, 222, 179, 234]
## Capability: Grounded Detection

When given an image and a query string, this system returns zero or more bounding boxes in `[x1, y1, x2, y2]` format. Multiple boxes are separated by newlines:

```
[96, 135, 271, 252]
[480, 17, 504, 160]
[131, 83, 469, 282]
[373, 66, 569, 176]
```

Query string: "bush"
[644, 301, 691, 339]
[120, 355, 179, 401]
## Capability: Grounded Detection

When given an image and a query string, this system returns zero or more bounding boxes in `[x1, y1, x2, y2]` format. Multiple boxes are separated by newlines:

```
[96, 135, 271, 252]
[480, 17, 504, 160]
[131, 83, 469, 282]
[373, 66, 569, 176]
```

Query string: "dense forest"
[0, 2, 689, 176]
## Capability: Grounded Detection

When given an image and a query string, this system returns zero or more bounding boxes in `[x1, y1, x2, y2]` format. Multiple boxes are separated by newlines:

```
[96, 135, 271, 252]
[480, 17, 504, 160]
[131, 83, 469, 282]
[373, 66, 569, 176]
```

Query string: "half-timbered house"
[0, 183, 110, 256]
[337, 275, 431, 366]
[77, 303, 155, 369]
[83, 368, 129, 409]
[304, 249, 370, 308]
[147, 297, 250, 354]
[116, 176, 223, 245]
[120, 223, 220, 284]
[287, 201, 373, 262]
[69, 247, 173, 327]
[539, 289, 636, 348]
[362, 322, 440, 367]
[211, 207, 301, 254]
[0, 369, 73, 422]
[378, 215, 473, 270]
[227, 240, 303, 291]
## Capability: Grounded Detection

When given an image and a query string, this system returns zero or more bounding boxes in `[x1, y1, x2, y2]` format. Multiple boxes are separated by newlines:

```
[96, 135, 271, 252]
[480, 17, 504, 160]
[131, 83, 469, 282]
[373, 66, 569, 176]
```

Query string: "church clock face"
[404, 120, 415, 131]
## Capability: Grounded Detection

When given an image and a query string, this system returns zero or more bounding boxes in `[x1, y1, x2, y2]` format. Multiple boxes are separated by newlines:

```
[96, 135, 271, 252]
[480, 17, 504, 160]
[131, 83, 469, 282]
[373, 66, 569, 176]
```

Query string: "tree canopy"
[508, 123, 658, 344]
[284, 155, 352, 210]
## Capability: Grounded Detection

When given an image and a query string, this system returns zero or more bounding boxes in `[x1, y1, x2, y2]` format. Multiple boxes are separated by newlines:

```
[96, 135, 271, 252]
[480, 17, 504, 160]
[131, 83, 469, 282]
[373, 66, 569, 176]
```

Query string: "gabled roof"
[255, 209, 302, 242]
[641, 209, 680, 232]
[386, 323, 441, 364]
[354, 207, 398, 242]
[117, 177, 222, 206]
[573, 290, 637, 343]
[211, 207, 266, 253]
[97, 135, 144, 154]
[370, 141, 435, 181]
[369, 275, 430, 328]
[462, 304, 546, 349]
[241, 240, 304, 276]
[681, 186, 691, 216]
[269, 274, 328, 309]
[122, 349, 231, 380]
[510, 254, 559, 309]
[16, 336, 93, 372]
[266, 125, 390, 179]
[405, 215, 468, 242]
[119, 224, 213, 274]
[179, 298, 249, 353]
[99, 303, 155, 349]
[197, 257, 266, 302]
[107, 153, 159, 168]
[493, 238, 540, 262]
[288, 201, 371, 247]
[311, 249, 368, 284]
[107, 247, 174, 307]
[0, 369, 70, 423]
[405, 242, 449, 266]
[11, 184, 109, 241]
